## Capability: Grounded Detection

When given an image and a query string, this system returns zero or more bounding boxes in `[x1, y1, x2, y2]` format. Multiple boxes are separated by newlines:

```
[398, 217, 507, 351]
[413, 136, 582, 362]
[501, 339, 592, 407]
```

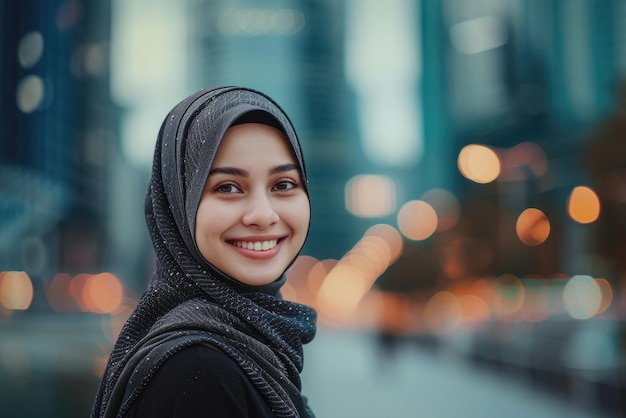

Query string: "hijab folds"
[91, 86, 317, 418]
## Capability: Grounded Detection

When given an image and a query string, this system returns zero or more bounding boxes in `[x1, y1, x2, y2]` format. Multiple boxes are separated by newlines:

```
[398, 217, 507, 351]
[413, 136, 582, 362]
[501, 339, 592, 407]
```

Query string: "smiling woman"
[91, 87, 317, 418]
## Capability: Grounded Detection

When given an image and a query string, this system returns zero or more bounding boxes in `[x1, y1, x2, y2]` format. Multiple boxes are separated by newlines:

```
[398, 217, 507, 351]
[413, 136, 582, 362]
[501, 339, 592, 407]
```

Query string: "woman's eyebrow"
[270, 163, 299, 175]
[208, 164, 299, 177]
[208, 167, 249, 177]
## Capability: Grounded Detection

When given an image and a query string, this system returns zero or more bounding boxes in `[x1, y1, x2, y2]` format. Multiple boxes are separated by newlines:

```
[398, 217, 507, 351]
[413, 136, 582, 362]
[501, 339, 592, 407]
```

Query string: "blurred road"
[0, 316, 620, 417]
[302, 329, 616, 418]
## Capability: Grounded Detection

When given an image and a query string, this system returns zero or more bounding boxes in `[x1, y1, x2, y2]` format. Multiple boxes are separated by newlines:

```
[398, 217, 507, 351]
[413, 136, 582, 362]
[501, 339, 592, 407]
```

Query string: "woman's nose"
[242, 192, 279, 229]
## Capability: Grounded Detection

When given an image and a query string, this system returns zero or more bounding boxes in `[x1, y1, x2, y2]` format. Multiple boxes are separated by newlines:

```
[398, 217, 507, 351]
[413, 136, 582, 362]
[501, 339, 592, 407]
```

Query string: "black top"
[126, 344, 275, 417]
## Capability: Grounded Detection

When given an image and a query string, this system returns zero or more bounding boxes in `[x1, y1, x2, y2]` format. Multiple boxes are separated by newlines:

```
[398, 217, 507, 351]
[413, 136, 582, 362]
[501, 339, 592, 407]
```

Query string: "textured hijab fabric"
[91, 86, 317, 418]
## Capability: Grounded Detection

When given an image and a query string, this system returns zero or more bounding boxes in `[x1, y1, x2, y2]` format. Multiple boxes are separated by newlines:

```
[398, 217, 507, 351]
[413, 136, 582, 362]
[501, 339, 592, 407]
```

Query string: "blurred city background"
[1, 0, 625, 417]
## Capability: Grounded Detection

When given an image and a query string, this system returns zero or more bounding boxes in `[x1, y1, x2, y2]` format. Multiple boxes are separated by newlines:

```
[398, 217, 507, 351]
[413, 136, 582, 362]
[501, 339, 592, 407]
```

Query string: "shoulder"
[125, 344, 274, 418]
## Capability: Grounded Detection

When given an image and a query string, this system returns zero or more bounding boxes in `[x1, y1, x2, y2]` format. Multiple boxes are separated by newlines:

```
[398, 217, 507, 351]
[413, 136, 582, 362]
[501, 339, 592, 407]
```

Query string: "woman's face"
[195, 123, 310, 286]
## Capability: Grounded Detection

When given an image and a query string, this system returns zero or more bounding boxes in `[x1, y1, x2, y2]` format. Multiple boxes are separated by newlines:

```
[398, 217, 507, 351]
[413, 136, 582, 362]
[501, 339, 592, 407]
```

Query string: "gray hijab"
[91, 86, 317, 418]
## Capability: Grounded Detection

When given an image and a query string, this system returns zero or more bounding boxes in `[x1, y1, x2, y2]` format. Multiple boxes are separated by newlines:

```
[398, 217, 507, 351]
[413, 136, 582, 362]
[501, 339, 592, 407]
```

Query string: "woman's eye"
[273, 180, 297, 192]
[215, 183, 241, 194]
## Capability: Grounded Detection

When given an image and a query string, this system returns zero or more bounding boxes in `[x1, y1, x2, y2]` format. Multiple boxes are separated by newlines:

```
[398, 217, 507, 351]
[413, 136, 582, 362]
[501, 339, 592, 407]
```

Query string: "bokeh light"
[567, 186, 600, 224]
[16, 75, 45, 114]
[397, 200, 438, 240]
[516, 208, 550, 246]
[18, 31, 44, 69]
[345, 174, 396, 217]
[457, 144, 501, 184]
[563, 275, 602, 319]
[82, 272, 124, 314]
[0, 271, 34, 310]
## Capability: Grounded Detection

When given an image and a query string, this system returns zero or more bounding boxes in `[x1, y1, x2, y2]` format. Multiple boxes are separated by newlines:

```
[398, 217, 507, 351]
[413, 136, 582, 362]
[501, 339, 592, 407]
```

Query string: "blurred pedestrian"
[91, 86, 317, 418]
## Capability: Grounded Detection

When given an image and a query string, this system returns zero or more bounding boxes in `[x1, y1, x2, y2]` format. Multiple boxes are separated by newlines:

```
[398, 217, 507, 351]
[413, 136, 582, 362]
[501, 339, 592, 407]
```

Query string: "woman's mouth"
[230, 239, 279, 252]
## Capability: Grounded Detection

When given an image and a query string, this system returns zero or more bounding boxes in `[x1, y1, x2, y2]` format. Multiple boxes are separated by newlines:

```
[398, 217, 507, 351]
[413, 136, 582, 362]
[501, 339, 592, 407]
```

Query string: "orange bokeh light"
[516, 208, 550, 246]
[345, 174, 396, 217]
[397, 200, 438, 241]
[82, 272, 124, 314]
[0, 271, 34, 310]
[458, 144, 501, 184]
[567, 186, 600, 224]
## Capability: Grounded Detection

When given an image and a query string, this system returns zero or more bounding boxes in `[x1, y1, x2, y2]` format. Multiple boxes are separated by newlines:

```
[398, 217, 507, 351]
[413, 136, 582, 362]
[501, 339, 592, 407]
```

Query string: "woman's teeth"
[232, 239, 278, 251]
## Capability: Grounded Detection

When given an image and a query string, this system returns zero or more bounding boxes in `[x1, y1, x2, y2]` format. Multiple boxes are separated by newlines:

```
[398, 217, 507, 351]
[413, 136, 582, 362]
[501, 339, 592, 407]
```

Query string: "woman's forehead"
[213, 123, 297, 165]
